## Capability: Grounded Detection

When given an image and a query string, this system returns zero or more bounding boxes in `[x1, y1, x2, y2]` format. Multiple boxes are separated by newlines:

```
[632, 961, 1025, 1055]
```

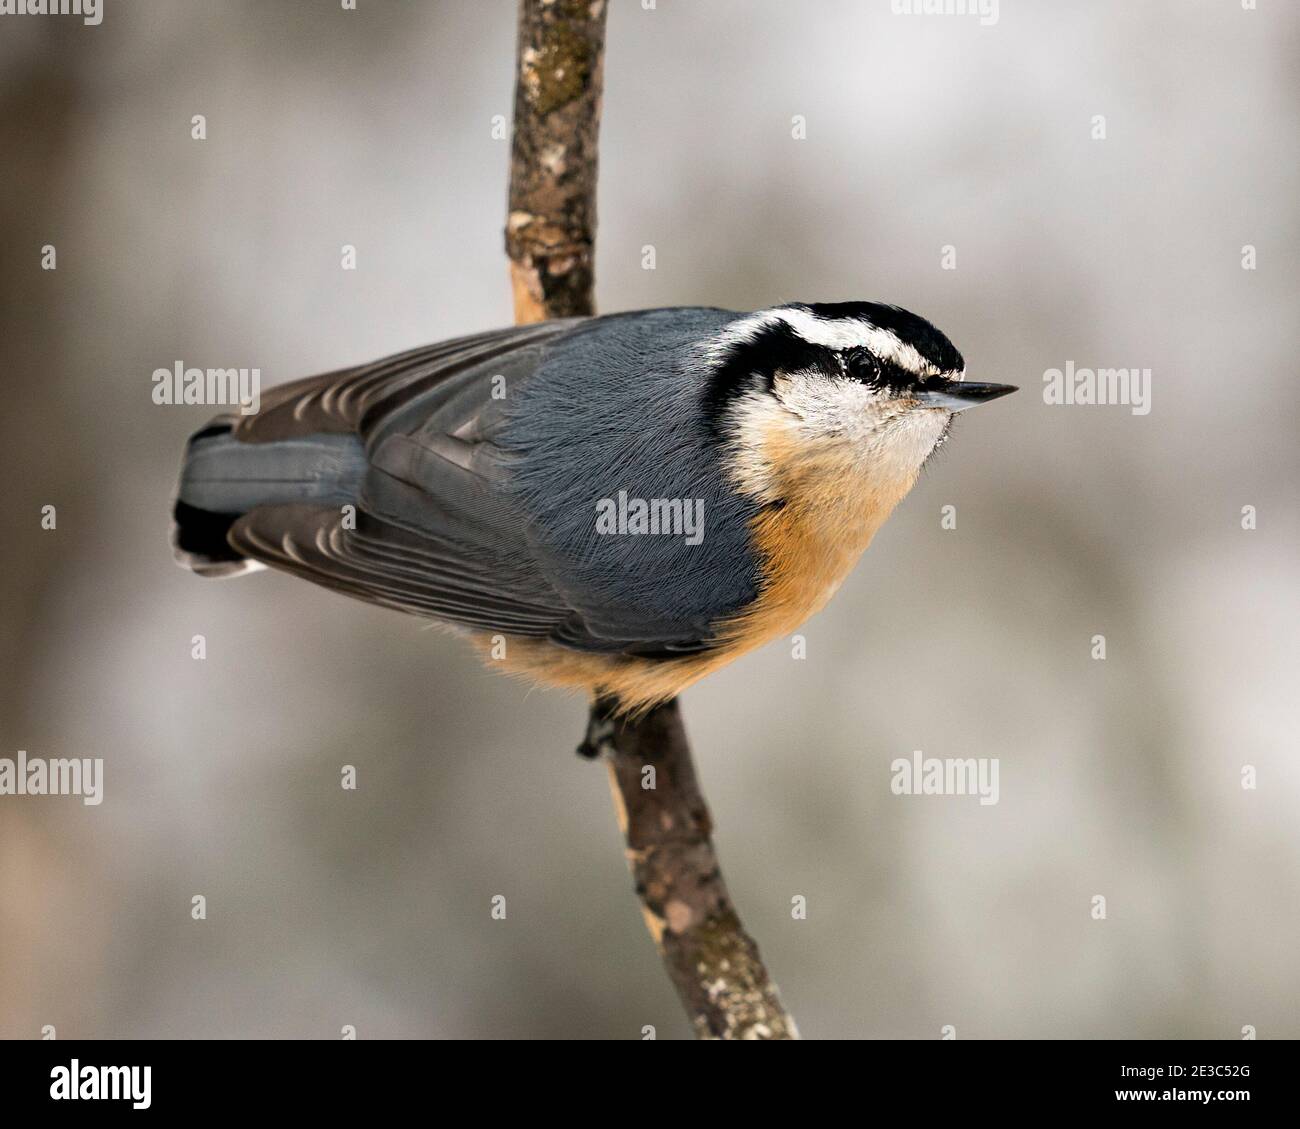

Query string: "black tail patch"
[173, 499, 243, 564]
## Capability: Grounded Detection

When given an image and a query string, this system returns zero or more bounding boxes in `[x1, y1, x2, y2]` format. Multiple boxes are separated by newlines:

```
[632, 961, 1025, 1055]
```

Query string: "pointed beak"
[915, 380, 1018, 412]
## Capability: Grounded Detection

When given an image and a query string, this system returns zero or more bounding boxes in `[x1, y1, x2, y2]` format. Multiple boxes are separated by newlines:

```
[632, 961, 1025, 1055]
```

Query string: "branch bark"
[506, 0, 797, 1040]
[579, 700, 798, 1040]
[506, 0, 606, 323]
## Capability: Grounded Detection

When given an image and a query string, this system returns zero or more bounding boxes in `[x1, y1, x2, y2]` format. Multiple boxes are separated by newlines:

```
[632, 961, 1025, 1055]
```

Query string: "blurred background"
[1, 0, 1296, 1040]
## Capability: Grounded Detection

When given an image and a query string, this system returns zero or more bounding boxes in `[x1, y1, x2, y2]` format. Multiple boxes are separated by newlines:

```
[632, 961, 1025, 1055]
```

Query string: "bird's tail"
[171, 417, 366, 578]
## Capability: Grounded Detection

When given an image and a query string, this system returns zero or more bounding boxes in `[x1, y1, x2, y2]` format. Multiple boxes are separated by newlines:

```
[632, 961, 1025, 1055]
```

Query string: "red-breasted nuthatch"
[173, 302, 1015, 713]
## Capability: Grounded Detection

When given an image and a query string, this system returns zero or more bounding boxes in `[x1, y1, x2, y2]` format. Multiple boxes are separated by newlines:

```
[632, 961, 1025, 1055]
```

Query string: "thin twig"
[506, 0, 797, 1040]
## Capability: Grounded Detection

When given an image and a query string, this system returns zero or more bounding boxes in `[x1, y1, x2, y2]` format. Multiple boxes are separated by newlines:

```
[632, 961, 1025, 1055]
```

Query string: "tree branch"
[506, 0, 606, 323]
[506, 0, 797, 1040]
[580, 700, 798, 1039]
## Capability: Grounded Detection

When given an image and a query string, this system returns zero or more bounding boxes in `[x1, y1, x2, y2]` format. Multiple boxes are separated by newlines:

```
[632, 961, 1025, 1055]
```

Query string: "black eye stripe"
[844, 347, 879, 383]
[704, 314, 951, 438]
[844, 347, 915, 390]
[703, 321, 834, 436]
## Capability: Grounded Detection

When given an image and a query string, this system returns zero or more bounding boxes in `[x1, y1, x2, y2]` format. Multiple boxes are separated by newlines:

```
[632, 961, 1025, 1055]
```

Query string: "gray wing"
[226, 319, 746, 654]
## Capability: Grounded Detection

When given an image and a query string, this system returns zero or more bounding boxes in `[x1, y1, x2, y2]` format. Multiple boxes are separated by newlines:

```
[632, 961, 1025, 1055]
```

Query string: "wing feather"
[224, 315, 754, 657]
[227, 322, 610, 643]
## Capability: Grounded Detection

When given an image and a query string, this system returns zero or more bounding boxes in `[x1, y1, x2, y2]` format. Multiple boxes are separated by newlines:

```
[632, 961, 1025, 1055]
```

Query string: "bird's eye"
[845, 348, 880, 384]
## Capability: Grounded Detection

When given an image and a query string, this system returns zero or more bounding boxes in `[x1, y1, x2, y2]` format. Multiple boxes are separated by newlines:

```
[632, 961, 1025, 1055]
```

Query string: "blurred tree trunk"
[0, 23, 102, 1038]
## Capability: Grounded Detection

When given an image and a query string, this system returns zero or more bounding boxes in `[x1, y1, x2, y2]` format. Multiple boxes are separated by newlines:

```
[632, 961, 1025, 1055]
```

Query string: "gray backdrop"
[1, 0, 1296, 1039]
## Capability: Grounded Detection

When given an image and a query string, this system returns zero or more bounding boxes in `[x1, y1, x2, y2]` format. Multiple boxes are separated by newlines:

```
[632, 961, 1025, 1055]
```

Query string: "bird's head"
[704, 301, 1015, 505]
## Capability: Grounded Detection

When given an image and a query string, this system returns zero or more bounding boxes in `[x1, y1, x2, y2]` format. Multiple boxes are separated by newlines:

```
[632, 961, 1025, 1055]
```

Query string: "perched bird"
[173, 302, 1014, 714]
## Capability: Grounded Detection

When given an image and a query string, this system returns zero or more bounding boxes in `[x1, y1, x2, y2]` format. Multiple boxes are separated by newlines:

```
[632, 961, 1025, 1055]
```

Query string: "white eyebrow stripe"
[705, 307, 944, 378]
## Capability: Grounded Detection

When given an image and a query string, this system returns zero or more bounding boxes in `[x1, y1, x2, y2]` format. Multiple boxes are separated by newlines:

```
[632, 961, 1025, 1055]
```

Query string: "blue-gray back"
[207, 309, 764, 655]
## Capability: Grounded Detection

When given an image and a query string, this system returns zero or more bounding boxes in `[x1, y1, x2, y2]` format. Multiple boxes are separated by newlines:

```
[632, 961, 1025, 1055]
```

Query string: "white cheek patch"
[722, 374, 950, 504]
[773, 369, 883, 441]
[783, 374, 950, 474]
